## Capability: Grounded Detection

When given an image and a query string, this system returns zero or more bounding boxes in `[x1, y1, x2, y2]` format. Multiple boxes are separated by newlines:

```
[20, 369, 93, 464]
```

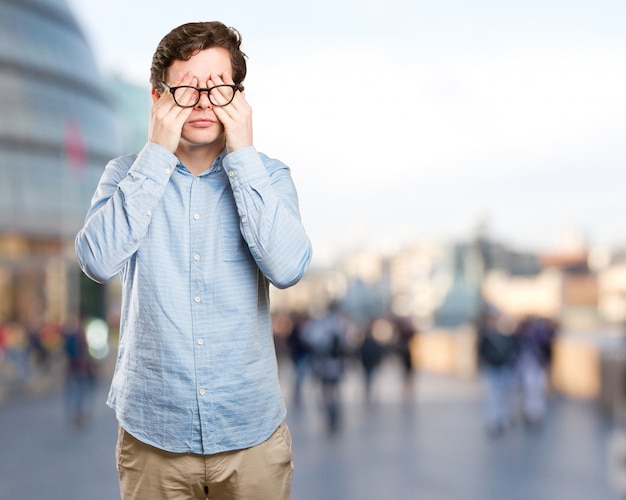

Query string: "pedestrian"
[62, 315, 97, 429]
[476, 306, 519, 437]
[75, 21, 312, 500]
[516, 315, 557, 429]
[307, 302, 350, 434]
[286, 311, 312, 408]
[25, 317, 49, 371]
[360, 320, 385, 403]
[395, 316, 417, 398]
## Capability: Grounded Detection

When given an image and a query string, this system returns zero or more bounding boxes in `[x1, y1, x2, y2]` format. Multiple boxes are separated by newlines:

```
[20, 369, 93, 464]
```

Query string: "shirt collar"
[176, 148, 227, 176]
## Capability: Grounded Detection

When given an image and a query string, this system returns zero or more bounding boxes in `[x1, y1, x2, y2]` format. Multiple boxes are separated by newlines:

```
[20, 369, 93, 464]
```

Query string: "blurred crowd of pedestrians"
[276, 303, 418, 434]
[0, 319, 59, 382]
[476, 305, 558, 437]
[0, 316, 100, 428]
[275, 301, 560, 443]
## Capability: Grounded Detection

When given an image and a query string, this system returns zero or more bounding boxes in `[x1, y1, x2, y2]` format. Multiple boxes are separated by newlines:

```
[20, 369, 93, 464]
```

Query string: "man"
[75, 21, 312, 499]
[306, 301, 349, 433]
[477, 306, 519, 437]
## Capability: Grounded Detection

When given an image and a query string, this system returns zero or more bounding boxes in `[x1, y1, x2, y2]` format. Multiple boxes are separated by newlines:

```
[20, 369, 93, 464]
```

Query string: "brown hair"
[150, 21, 247, 90]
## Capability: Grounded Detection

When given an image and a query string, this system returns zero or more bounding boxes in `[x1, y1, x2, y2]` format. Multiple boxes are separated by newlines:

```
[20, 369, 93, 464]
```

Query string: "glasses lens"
[172, 86, 200, 108]
[209, 85, 236, 107]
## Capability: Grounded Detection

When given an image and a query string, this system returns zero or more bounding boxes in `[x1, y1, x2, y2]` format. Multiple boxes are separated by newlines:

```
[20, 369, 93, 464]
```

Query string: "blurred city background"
[1, 0, 626, 498]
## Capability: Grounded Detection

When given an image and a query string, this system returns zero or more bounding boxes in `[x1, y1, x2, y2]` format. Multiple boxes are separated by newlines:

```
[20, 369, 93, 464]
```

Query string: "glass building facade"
[0, 0, 124, 325]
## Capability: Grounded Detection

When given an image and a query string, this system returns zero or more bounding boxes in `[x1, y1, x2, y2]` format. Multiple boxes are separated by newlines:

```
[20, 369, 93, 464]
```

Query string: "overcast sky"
[67, 0, 626, 265]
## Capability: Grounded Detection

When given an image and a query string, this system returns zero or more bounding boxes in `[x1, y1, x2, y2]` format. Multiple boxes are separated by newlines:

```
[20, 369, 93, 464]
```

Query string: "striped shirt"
[75, 142, 312, 453]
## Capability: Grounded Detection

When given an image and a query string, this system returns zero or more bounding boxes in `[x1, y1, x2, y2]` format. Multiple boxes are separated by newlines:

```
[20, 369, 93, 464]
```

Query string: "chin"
[183, 134, 225, 148]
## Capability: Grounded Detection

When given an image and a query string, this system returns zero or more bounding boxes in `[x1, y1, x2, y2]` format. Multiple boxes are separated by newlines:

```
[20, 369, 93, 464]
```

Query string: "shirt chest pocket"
[220, 212, 248, 261]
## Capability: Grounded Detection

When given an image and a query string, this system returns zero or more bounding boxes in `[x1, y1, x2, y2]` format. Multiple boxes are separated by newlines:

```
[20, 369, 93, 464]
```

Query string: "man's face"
[160, 47, 233, 150]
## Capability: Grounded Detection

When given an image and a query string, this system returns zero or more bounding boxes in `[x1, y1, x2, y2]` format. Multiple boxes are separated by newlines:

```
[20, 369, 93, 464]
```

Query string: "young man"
[75, 21, 312, 499]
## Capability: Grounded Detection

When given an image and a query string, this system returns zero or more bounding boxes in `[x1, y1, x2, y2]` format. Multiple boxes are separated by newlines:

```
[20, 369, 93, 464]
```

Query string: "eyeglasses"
[160, 82, 240, 108]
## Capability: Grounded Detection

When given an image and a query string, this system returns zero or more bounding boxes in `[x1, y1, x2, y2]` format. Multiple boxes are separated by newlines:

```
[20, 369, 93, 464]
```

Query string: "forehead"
[167, 47, 232, 81]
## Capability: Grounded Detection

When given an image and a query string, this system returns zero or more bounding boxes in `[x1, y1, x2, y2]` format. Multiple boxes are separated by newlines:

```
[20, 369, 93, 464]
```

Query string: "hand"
[210, 72, 253, 153]
[148, 72, 196, 153]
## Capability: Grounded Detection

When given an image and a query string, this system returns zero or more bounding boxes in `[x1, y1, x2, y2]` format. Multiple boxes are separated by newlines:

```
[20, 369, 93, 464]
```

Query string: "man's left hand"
[211, 72, 253, 153]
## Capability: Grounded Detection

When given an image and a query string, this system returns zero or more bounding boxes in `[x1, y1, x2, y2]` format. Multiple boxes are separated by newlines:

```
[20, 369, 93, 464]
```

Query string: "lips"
[189, 118, 215, 126]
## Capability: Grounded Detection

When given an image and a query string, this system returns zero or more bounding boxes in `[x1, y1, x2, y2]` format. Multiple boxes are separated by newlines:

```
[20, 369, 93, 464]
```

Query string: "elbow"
[75, 233, 115, 284]
[272, 275, 299, 290]
[82, 265, 111, 285]
[269, 244, 312, 289]
[76, 252, 112, 285]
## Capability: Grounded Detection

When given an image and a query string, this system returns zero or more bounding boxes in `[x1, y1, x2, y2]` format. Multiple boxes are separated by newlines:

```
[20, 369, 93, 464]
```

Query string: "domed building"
[0, 0, 124, 326]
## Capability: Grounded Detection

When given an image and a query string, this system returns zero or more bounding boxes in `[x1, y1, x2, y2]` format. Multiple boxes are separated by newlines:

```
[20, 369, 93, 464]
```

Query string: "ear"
[151, 87, 161, 104]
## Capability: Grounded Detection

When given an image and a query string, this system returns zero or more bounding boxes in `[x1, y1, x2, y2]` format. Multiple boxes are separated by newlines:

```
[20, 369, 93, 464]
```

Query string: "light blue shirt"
[75, 142, 312, 454]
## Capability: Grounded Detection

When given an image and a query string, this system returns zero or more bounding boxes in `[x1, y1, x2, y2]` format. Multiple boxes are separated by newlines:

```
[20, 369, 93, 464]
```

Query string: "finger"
[181, 76, 200, 107]
[221, 71, 234, 85]
[214, 85, 238, 107]
[210, 72, 226, 85]
[209, 72, 237, 91]
[159, 72, 183, 106]
[209, 72, 240, 109]
[169, 74, 199, 108]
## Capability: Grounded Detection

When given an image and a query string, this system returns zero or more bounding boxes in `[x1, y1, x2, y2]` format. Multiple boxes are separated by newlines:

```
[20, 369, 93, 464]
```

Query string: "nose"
[195, 89, 213, 109]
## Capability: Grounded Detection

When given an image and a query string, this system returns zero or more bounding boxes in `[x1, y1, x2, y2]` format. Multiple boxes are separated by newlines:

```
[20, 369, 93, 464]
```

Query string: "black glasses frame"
[160, 82, 240, 108]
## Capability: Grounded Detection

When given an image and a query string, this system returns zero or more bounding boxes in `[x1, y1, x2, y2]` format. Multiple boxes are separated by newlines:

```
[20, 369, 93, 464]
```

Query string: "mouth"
[188, 118, 216, 127]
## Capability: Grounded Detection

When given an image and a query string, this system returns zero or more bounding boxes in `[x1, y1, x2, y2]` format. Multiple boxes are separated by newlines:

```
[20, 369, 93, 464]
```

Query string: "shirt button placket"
[191, 212, 201, 304]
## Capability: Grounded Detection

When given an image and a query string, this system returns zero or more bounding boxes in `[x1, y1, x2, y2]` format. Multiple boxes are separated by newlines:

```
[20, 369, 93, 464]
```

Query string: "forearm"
[75, 143, 177, 283]
[225, 147, 312, 288]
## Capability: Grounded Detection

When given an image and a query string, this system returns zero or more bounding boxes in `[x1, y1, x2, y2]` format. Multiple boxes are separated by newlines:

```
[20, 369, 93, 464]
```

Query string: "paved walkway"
[286, 359, 621, 500]
[0, 357, 621, 499]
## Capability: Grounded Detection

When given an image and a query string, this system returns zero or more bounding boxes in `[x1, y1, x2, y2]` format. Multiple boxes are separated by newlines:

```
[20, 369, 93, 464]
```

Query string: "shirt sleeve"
[222, 146, 312, 288]
[75, 142, 178, 283]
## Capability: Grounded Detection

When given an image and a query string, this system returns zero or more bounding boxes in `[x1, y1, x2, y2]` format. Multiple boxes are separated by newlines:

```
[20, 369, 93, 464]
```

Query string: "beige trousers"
[116, 422, 293, 500]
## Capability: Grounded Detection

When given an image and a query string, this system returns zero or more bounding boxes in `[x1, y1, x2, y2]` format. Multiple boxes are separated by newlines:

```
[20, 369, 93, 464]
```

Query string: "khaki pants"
[116, 422, 293, 500]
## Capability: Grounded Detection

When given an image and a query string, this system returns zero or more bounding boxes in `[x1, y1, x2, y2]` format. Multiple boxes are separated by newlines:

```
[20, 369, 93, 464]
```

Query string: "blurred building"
[0, 0, 125, 325]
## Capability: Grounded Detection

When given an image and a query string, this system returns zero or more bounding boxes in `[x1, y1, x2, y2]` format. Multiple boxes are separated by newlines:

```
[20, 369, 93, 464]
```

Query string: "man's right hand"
[148, 72, 196, 153]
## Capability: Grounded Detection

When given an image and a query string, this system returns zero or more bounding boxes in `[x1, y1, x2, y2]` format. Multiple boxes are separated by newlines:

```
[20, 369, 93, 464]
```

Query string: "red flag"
[64, 118, 87, 176]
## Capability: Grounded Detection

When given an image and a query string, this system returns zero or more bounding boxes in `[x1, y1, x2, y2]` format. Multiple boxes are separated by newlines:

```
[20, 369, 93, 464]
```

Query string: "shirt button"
[165, 168, 171, 174]
[195, 176, 200, 181]
[194, 296, 201, 303]
[193, 213, 200, 220]
[199, 389, 206, 396]
[146, 210, 152, 217]
[228, 171, 235, 177]
[197, 339, 204, 345]
[241, 216, 248, 224]
[194, 254, 200, 261]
